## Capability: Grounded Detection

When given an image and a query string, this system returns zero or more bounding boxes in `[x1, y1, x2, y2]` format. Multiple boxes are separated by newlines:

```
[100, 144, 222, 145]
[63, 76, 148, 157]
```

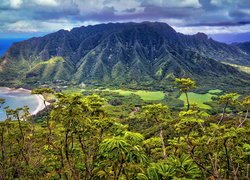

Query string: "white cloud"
[5, 20, 38, 32]
[9, 0, 23, 8]
[144, 0, 201, 8]
[32, 0, 58, 6]
[240, 9, 250, 15]
[74, 0, 144, 15]
[165, 0, 201, 8]
[105, 0, 144, 14]
[74, 0, 106, 14]
[3, 19, 99, 33]
[0, 0, 249, 36]
[211, 0, 235, 6]
[173, 24, 250, 35]
[157, 18, 185, 26]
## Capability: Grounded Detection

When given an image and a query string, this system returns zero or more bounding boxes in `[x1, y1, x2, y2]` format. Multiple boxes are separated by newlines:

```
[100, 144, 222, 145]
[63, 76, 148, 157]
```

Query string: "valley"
[178, 89, 223, 109]
[61, 86, 225, 111]
[0, 22, 249, 179]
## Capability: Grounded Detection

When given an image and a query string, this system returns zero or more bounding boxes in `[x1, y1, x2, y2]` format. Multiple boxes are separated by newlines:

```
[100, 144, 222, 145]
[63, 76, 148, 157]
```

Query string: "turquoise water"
[0, 88, 41, 121]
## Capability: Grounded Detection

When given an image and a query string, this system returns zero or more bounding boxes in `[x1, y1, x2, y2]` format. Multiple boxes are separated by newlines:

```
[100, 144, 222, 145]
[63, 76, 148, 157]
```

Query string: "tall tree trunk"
[43, 99, 48, 112]
[159, 126, 166, 159]
[42, 98, 52, 136]
[247, 164, 250, 179]
[238, 110, 249, 128]
[185, 92, 190, 111]
[65, 129, 70, 161]
[0, 126, 5, 178]
[116, 159, 124, 180]
[16, 113, 24, 143]
[224, 139, 230, 179]
[218, 101, 228, 125]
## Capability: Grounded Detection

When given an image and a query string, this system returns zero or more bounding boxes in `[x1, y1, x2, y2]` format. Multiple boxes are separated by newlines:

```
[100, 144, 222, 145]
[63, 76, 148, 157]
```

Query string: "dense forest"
[0, 78, 249, 179]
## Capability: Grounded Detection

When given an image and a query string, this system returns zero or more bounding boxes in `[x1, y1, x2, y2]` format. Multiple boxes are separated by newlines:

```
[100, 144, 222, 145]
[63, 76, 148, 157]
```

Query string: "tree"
[217, 93, 239, 124]
[98, 131, 147, 180]
[31, 88, 54, 111]
[0, 98, 5, 108]
[238, 96, 250, 127]
[137, 154, 201, 179]
[48, 93, 125, 179]
[31, 88, 54, 135]
[175, 78, 196, 111]
[137, 163, 174, 179]
[143, 104, 170, 158]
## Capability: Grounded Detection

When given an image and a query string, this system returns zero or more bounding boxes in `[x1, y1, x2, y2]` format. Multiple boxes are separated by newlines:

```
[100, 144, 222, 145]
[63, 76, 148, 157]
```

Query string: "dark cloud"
[142, 5, 198, 19]
[198, 0, 217, 10]
[0, 0, 250, 36]
[123, 8, 137, 13]
[33, 7, 79, 20]
[229, 10, 250, 20]
[187, 21, 250, 27]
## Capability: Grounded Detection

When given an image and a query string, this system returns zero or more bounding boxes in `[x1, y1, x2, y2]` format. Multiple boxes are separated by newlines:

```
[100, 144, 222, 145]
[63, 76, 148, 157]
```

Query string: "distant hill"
[0, 22, 249, 89]
[233, 41, 250, 54]
[210, 32, 250, 44]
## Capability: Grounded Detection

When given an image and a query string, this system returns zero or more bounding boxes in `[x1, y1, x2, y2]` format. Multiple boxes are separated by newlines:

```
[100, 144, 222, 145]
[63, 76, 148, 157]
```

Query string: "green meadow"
[179, 89, 223, 109]
[104, 89, 165, 101]
[63, 88, 165, 101]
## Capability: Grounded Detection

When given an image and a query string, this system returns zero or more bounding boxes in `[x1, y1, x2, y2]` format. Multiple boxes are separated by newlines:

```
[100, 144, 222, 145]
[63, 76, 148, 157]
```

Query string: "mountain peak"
[194, 32, 208, 40]
[0, 22, 249, 87]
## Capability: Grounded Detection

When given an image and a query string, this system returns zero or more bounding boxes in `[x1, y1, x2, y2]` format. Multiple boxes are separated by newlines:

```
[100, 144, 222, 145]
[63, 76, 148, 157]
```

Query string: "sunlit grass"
[222, 62, 250, 74]
[106, 89, 165, 101]
[179, 89, 222, 109]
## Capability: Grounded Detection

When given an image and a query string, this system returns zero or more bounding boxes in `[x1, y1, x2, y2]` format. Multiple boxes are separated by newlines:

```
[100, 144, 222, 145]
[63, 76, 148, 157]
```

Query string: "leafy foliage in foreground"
[0, 84, 249, 179]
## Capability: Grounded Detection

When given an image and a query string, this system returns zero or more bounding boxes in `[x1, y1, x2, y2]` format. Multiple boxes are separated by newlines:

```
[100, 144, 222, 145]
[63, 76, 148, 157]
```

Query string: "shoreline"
[0, 87, 50, 115]
[31, 94, 48, 115]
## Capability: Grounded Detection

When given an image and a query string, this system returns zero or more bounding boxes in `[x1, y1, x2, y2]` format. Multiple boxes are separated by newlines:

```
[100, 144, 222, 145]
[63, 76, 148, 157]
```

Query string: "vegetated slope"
[234, 41, 250, 54]
[0, 22, 249, 88]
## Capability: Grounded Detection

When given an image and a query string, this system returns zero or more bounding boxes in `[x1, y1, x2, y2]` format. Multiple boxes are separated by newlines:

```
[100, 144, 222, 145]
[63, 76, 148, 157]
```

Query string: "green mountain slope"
[0, 22, 249, 88]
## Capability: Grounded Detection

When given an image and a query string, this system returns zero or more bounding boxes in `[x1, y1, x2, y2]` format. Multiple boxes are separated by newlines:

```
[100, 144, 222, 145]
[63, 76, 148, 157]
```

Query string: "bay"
[0, 87, 45, 121]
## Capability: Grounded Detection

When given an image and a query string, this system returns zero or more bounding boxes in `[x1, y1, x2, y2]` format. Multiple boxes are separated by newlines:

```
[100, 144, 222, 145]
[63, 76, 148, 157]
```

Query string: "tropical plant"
[175, 78, 196, 111]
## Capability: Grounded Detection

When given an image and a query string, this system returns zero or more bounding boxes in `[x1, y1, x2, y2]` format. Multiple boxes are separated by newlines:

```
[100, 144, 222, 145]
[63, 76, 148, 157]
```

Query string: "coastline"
[0, 87, 50, 115]
[31, 94, 45, 115]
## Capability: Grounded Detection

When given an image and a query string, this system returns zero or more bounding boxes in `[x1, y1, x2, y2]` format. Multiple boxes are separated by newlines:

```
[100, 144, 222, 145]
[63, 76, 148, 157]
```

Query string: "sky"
[0, 0, 250, 42]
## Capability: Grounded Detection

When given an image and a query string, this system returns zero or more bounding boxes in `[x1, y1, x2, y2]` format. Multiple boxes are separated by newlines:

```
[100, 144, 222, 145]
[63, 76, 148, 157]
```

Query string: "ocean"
[0, 87, 44, 121]
[0, 38, 27, 57]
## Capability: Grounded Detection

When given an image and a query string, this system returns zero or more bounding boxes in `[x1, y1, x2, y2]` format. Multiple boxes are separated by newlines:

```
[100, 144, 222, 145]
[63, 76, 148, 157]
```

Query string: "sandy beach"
[31, 94, 50, 115]
[0, 87, 50, 115]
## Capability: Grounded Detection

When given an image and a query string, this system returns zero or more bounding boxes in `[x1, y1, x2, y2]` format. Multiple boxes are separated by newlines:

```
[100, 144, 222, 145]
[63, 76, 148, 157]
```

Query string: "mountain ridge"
[0, 22, 249, 88]
[233, 41, 250, 54]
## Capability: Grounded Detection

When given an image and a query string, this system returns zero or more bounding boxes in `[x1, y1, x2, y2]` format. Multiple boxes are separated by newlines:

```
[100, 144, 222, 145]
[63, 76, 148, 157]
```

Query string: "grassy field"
[63, 87, 165, 101]
[105, 89, 165, 101]
[63, 88, 84, 94]
[222, 62, 250, 74]
[63, 87, 227, 108]
[208, 89, 222, 94]
[179, 89, 222, 109]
